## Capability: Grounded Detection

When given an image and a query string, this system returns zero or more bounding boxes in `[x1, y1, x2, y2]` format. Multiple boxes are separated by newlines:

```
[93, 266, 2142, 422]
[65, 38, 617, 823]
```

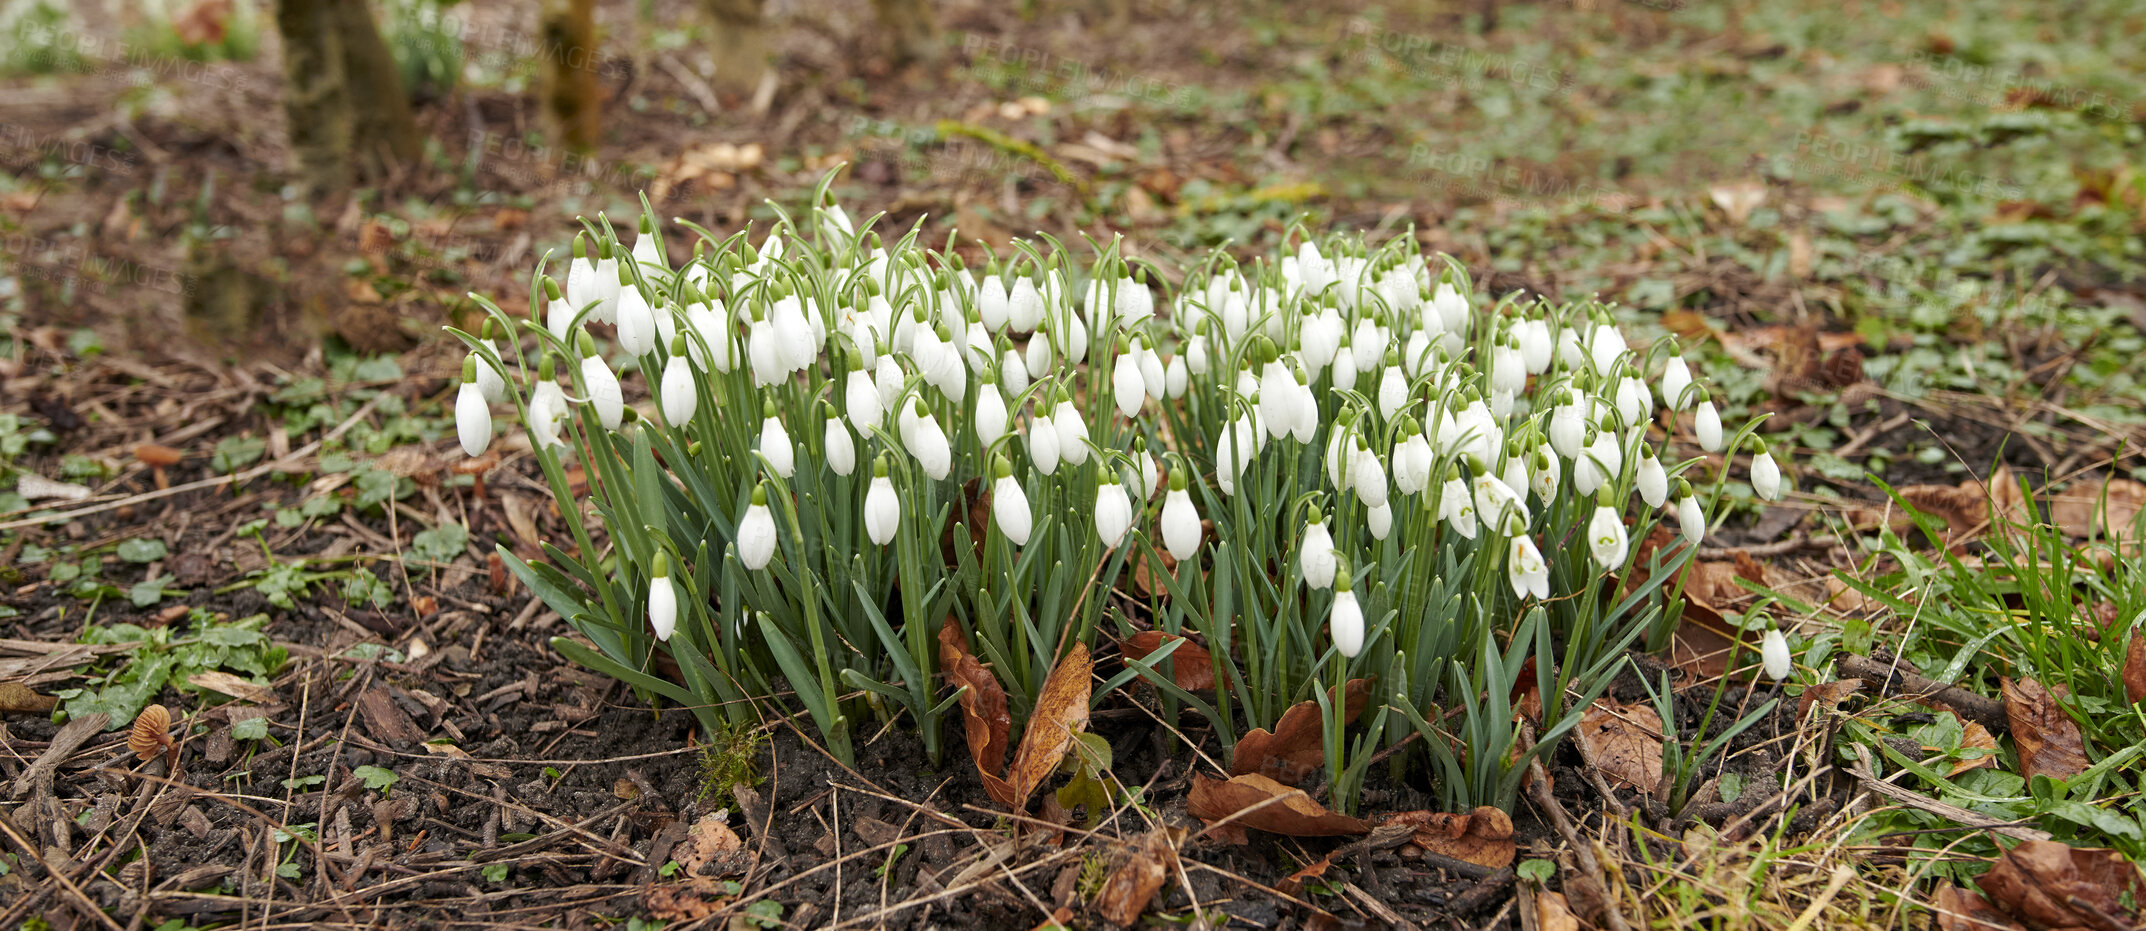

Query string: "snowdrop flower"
[990, 456, 1032, 546]
[682, 286, 733, 373]
[864, 457, 900, 545]
[1499, 448, 1530, 503]
[1300, 509, 1337, 589]
[771, 290, 815, 374]
[1139, 338, 1166, 402]
[1117, 271, 1155, 326]
[1053, 393, 1090, 466]
[1661, 348, 1693, 411]
[748, 307, 784, 388]
[1094, 473, 1133, 549]
[660, 335, 698, 426]
[1586, 313, 1626, 374]
[470, 321, 508, 404]
[1300, 307, 1340, 372]
[1287, 366, 1319, 443]
[1330, 561, 1364, 659]
[1508, 534, 1550, 600]
[844, 361, 882, 436]
[1751, 440, 1783, 501]
[579, 338, 624, 430]
[630, 215, 663, 270]
[1614, 367, 1650, 429]
[1520, 317, 1553, 374]
[1431, 277, 1469, 334]
[975, 370, 1008, 448]
[1323, 415, 1356, 492]
[1636, 446, 1668, 508]
[614, 269, 657, 357]
[907, 399, 952, 480]
[990, 346, 1025, 400]
[873, 353, 905, 415]
[544, 276, 580, 343]
[1452, 395, 1501, 465]
[1025, 323, 1057, 379]
[1474, 473, 1527, 531]
[454, 355, 492, 457]
[1378, 352, 1409, 423]
[758, 401, 795, 478]
[1332, 342, 1359, 393]
[1008, 276, 1045, 332]
[647, 553, 677, 641]
[1587, 496, 1629, 570]
[978, 273, 1010, 331]
[1352, 437, 1389, 508]
[592, 238, 621, 324]
[527, 359, 568, 450]
[1762, 626, 1792, 681]
[1164, 354, 1189, 399]
[1675, 481, 1705, 545]
[1187, 323, 1211, 376]
[1402, 329, 1433, 379]
[1393, 421, 1433, 495]
[1136, 439, 1161, 498]
[1028, 405, 1061, 475]
[1556, 322, 1586, 370]
[1367, 502, 1392, 541]
[737, 484, 778, 570]
[1159, 464, 1202, 561]
[1439, 470, 1478, 539]
[1490, 332, 1526, 395]
[1113, 337, 1146, 419]
[1351, 313, 1386, 372]
[823, 405, 857, 477]
[1694, 391, 1724, 453]
[565, 234, 600, 316]
[1529, 447, 1560, 504]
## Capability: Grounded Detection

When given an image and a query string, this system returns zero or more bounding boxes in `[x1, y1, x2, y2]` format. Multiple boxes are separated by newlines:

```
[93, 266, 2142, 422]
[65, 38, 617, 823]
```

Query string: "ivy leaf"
[116, 538, 168, 563]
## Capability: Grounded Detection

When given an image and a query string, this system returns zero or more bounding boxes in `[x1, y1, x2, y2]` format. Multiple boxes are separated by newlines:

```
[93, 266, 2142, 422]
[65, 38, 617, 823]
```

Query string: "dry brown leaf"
[2047, 478, 2146, 539]
[1095, 828, 1178, 926]
[1385, 806, 1516, 869]
[1975, 840, 2143, 931]
[129, 704, 173, 762]
[1948, 720, 2001, 777]
[1120, 631, 1216, 691]
[981, 642, 1092, 810]
[1187, 773, 1370, 843]
[1536, 889, 1582, 931]
[1276, 852, 1335, 897]
[1027, 907, 1075, 931]
[0, 682, 57, 715]
[2124, 630, 2146, 706]
[2002, 677, 2089, 783]
[939, 618, 1012, 782]
[1797, 678, 1866, 718]
[1229, 678, 1372, 786]
[677, 813, 746, 876]
[1661, 309, 1717, 344]
[1576, 698, 1664, 792]
[172, 0, 231, 45]
[187, 671, 275, 704]
[1932, 885, 2026, 931]
[134, 443, 183, 467]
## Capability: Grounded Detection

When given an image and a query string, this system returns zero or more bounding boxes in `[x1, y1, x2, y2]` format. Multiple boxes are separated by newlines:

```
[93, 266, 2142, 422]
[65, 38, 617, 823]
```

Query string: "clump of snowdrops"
[449, 178, 1780, 813]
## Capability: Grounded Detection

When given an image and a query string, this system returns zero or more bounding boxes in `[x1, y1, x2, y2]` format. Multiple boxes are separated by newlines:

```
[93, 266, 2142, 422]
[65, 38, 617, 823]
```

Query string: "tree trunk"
[700, 0, 767, 97]
[871, 0, 936, 64]
[274, 0, 421, 194]
[540, 0, 602, 151]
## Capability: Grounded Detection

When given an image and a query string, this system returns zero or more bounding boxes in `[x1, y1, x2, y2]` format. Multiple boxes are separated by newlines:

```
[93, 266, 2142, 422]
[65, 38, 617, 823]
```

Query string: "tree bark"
[540, 0, 602, 151]
[274, 0, 421, 194]
[700, 0, 768, 97]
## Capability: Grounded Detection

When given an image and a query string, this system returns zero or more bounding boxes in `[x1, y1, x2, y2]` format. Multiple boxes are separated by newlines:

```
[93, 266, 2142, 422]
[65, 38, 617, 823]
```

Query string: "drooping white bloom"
[1677, 490, 1705, 546]
[648, 556, 678, 641]
[454, 358, 492, 458]
[1300, 515, 1337, 589]
[1053, 397, 1090, 466]
[1440, 474, 1478, 539]
[825, 411, 856, 476]
[1330, 574, 1364, 659]
[975, 382, 1008, 449]
[1140, 342, 1166, 402]
[1117, 275, 1154, 326]
[1491, 336, 1526, 395]
[737, 487, 777, 570]
[993, 464, 1032, 546]
[1508, 535, 1550, 600]
[1636, 448, 1668, 508]
[1367, 502, 1392, 540]
[1139, 446, 1161, 498]
[1393, 428, 1433, 496]
[1160, 475, 1202, 562]
[1587, 318, 1627, 374]
[1474, 474, 1528, 531]
[1529, 447, 1560, 503]
[845, 368, 882, 437]
[1352, 439, 1389, 508]
[1007, 276, 1045, 332]
[979, 275, 1011, 331]
[771, 294, 815, 373]
[864, 469, 900, 546]
[874, 354, 905, 415]
[759, 406, 795, 478]
[684, 297, 733, 373]
[908, 401, 952, 480]
[1499, 451, 1530, 503]
[1762, 627, 1792, 681]
[1556, 324, 1586, 370]
[1695, 398, 1724, 452]
[592, 245, 621, 324]
[1028, 408, 1061, 475]
[581, 352, 624, 430]
[1582, 428, 1623, 495]
[528, 378, 568, 450]
[1431, 279, 1469, 333]
[1452, 398, 1500, 466]
[1331, 344, 1359, 393]
[1615, 371, 1650, 428]
[1587, 503, 1629, 570]
[1661, 354, 1693, 410]
[1094, 475, 1133, 549]
[748, 314, 784, 387]
[1165, 354, 1189, 398]
[660, 345, 697, 426]
[1300, 307, 1341, 372]
[1752, 444, 1783, 501]
[546, 278, 580, 344]
[1113, 348, 1146, 419]
[1378, 362, 1409, 423]
[615, 272, 658, 356]
[1519, 318, 1553, 374]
